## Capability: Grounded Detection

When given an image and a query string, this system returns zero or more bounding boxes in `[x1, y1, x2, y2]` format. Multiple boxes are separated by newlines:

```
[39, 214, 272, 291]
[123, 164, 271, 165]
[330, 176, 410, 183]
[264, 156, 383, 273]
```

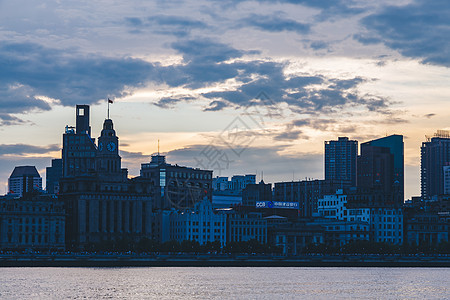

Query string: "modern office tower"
[324, 137, 358, 188]
[46, 159, 62, 195]
[8, 166, 42, 197]
[62, 105, 97, 177]
[60, 105, 153, 250]
[357, 135, 404, 202]
[140, 154, 212, 210]
[421, 130, 450, 199]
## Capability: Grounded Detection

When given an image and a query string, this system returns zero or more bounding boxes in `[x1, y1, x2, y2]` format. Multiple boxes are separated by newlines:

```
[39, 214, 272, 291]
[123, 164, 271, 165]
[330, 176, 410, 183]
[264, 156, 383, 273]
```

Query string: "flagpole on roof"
[107, 98, 113, 119]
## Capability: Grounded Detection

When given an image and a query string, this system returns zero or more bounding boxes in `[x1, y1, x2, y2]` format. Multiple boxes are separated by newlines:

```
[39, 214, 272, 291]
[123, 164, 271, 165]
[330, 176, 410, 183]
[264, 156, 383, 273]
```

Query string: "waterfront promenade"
[1, 253, 449, 267]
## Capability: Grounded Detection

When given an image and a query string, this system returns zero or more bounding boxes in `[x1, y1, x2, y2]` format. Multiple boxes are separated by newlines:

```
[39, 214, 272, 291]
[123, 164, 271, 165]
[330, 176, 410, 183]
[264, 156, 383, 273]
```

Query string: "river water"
[0, 267, 448, 299]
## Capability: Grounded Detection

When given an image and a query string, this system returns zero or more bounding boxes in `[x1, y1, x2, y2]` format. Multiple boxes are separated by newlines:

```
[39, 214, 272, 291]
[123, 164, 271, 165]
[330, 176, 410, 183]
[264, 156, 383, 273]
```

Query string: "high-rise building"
[357, 135, 404, 202]
[8, 166, 42, 197]
[421, 130, 450, 199]
[324, 137, 358, 187]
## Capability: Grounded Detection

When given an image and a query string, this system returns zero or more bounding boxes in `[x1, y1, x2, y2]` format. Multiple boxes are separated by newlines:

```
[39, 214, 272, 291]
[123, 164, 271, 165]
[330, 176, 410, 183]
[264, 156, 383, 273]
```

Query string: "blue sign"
[256, 201, 299, 209]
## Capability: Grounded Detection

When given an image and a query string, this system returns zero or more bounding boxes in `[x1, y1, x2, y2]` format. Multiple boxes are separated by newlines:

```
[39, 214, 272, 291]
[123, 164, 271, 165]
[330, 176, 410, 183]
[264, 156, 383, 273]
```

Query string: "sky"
[0, 0, 449, 199]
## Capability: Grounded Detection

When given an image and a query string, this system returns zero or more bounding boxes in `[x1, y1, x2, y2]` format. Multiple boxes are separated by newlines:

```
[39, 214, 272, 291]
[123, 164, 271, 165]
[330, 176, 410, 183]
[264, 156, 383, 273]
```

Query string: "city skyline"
[1, 1, 450, 199]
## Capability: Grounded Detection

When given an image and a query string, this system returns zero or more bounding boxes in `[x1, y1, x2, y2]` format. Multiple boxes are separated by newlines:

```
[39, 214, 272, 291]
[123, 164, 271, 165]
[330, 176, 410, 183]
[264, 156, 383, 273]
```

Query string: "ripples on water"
[0, 267, 449, 299]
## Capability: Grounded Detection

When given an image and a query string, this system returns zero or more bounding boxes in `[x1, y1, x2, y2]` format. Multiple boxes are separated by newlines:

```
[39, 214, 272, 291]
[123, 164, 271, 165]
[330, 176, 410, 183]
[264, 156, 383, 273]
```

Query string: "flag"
[108, 98, 113, 104]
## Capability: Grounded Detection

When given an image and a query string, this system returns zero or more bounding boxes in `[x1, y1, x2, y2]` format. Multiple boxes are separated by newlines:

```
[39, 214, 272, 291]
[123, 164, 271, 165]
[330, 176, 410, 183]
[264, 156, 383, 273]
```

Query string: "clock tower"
[97, 118, 122, 180]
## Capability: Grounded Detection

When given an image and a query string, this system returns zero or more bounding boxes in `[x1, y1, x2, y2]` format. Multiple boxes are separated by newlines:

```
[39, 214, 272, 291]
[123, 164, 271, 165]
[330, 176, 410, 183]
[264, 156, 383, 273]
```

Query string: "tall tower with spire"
[97, 118, 122, 181]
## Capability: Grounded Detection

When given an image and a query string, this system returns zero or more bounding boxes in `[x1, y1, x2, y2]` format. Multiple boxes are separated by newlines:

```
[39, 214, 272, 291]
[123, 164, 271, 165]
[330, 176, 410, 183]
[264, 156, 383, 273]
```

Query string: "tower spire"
[158, 139, 160, 156]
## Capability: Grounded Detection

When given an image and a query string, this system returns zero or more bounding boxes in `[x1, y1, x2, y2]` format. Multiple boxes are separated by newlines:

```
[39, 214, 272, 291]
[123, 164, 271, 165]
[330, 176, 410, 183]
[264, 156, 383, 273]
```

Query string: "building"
[229, 175, 256, 191]
[370, 207, 403, 244]
[317, 190, 370, 223]
[227, 212, 267, 244]
[274, 179, 339, 218]
[140, 154, 212, 210]
[310, 218, 371, 247]
[212, 176, 229, 191]
[421, 130, 450, 199]
[324, 137, 358, 187]
[444, 165, 450, 195]
[270, 221, 324, 255]
[318, 190, 403, 244]
[169, 198, 227, 246]
[46, 159, 62, 195]
[0, 194, 65, 250]
[62, 105, 98, 178]
[358, 135, 404, 202]
[59, 105, 154, 250]
[8, 166, 42, 197]
[242, 180, 272, 207]
[404, 211, 448, 247]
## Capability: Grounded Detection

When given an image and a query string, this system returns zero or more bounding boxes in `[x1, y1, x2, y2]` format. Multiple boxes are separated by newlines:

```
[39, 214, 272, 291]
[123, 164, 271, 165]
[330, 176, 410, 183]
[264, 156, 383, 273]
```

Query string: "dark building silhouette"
[140, 154, 212, 210]
[324, 137, 358, 188]
[242, 180, 272, 207]
[421, 130, 450, 199]
[8, 166, 42, 197]
[60, 105, 153, 250]
[46, 159, 62, 195]
[274, 180, 339, 218]
[356, 135, 404, 205]
[0, 193, 65, 250]
[62, 105, 97, 178]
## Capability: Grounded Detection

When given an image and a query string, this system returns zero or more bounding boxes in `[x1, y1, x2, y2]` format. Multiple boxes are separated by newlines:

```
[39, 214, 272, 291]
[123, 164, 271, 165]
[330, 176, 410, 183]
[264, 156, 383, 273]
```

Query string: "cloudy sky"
[0, 0, 449, 198]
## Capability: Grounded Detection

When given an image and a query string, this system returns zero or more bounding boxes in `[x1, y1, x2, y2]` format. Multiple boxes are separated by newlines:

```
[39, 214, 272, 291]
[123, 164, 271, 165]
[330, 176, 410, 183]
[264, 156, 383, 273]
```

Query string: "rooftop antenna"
[158, 139, 160, 156]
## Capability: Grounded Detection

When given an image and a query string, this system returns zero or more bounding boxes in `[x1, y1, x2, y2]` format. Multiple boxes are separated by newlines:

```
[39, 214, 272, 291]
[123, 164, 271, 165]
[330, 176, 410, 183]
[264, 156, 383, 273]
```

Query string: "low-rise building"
[169, 198, 227, 246]
[227, 212, 267, 244]
[0, 194, 65, 250]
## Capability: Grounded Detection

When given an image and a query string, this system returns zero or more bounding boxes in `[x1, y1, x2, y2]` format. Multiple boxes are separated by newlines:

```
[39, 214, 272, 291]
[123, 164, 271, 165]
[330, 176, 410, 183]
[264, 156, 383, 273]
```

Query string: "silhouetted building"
[242, 180, 272, 207]
[274, 179, 339, 218]
[421, 130, 450, 199]
[62, 105, 97, 178]
[46, 159, 62, 195]
[226, 212, 267, 244]
[404, 211, 449, 247]
[140, 154, 212, 210]
[359, 135, 404, 200]
[8, 166, 42, 197]
[325, 137, 358, 187]
[60, 105, 153, 250]
[0, 193, 65, 250]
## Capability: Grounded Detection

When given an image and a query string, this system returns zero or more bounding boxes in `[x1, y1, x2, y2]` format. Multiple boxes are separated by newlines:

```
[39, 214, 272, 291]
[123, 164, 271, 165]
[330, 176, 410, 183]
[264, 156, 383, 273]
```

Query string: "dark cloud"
[241, 13, 310, 34]
[1, 38, 396, 127]
[214, 0, 364, 20]
[203, 100, 229, 111]
[273, 130, 306, 141]
[0, 41, 157, 123]
[424, 113, 436, 119]
[0, 144, 60, 156]
[358, 0, 450, 66]
[125, 15, 208, 37]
